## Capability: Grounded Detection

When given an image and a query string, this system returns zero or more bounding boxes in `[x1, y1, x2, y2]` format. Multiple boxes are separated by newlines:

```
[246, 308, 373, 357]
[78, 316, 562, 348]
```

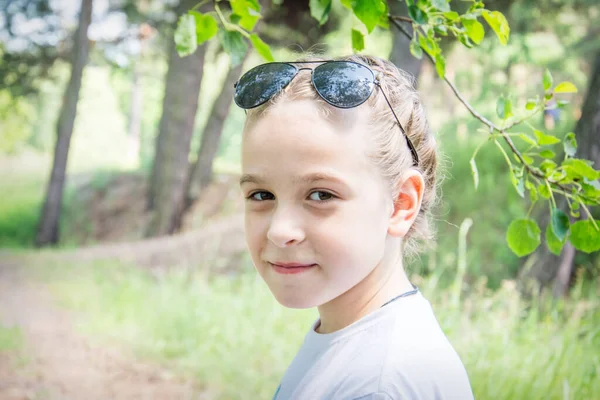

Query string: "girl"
[235, 54, 474, 400]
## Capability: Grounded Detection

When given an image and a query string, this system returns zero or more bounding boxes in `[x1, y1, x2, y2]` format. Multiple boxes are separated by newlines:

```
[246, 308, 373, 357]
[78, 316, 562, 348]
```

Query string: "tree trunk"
[388, 0, 423, 82]
[185, 55, 246, 203]
[519, 51, 600, 297]
[146, 2, 209, 237]
[35, 0, 93, 247]
[128, 59, 143, 162]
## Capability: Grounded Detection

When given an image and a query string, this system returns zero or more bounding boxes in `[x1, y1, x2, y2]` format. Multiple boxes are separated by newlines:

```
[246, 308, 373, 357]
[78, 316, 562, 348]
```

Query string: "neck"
[315, 238, 413, 334]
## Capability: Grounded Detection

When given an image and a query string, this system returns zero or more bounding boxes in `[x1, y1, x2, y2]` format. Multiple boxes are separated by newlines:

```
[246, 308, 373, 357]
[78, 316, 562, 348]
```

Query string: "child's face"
[241, 100, 395, 308]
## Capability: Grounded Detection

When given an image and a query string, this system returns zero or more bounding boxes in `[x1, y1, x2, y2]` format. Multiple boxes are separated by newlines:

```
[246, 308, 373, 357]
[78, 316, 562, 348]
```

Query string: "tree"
[35, 0, 93, 246]
[146, 1, 210, 237]
[186, 52, 247, 202]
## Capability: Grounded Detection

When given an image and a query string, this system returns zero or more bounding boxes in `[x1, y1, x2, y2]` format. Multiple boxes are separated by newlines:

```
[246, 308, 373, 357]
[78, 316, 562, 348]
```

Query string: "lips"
[269, 261, 317, 275]
[271, 262, 316, 268]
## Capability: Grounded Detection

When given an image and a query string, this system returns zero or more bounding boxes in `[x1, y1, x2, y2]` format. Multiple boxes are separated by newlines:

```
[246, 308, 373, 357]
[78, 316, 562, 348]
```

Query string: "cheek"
[313, 203, 388, 263]
[244, 212, 267, 259]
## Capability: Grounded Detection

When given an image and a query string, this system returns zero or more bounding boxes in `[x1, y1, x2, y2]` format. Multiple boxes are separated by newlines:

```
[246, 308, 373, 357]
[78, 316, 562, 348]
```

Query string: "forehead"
[241, 100, 377, 181]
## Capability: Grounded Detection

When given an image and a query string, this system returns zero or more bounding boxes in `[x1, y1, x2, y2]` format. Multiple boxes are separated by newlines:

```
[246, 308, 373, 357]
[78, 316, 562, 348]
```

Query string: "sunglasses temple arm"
[376, 84, 419, 166]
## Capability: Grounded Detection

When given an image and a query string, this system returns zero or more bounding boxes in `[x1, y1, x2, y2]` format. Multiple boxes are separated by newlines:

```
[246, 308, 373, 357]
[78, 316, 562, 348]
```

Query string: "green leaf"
[540, 159, 557, 175]
[408, 5, 429, 25]
[533, 130, 560, 145]
[190, 11, 218, 45]
[496, 95, 512, 119]
[569, 220, 600, 253]
[538, 183, 550, 199]
[506, 219, 541, 257]
[581, 181, 600, 199]
[431, 0, 450, 12]
[518, 133, 538, 147]
[435, 53, 446, 79]
[351, 29, 365, 52]
[418, 34, 437, 57]
[525, 99, 537, 110]
[410, 36, 423, 59]
[341, 0, 352, 9]
[563, 132, 577, 157]
[543, 69, 553, 91]
[249, 34, 274, 62]
[310, 0, 332, 25]
[434, 25, 448, 36]
[551, 208, 570, 242]
[563, 159, 600, 180]
[352, 0, 387, 33]
[219, 30, 248, 67]
[545, 224, 565, 255]
[554, 81, 578, 94]
[230, 0, 261, 31]
[174, 14, 197, 57]
[470, 158, 479, 189]
[496, 96, 505, 119]
[457, 33, 474, 48]
[482, 10, 509, 45]
[539, 149, 555, 159]
[513, 173, 525, 198]
[522, 154, 534, 165]
[462, 18, 485, 45]
[443, 11, 460, 21]
[377, 0, 389, 28]
[528, 184, 538, 202]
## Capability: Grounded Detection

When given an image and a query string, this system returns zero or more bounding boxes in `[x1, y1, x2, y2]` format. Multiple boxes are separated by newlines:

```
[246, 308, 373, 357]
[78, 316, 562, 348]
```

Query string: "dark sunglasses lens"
[234, 63, 297, 109]
[313, 62, 374, 108]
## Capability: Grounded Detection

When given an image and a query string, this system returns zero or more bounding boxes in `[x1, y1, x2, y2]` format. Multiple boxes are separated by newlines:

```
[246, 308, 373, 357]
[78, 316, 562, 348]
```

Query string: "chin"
[272, 291, 318, 309]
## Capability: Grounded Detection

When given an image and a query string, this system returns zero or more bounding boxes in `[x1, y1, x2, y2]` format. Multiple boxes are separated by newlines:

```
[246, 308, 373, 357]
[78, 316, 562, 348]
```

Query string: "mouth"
[268, 262, 317, 275]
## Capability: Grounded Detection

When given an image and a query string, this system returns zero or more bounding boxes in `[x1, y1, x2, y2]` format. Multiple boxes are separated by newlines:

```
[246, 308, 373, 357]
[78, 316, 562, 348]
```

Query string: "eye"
[247, 191, 275, 201]
[308, 191, 335, 201]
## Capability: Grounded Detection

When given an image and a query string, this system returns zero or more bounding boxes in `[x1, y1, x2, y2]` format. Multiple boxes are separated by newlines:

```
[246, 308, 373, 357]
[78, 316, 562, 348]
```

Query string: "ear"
[388, 170, 425, 237]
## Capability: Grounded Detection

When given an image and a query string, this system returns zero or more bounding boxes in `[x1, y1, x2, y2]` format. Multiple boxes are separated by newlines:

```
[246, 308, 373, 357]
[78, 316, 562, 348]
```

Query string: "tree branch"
[389, 15, 595, 205]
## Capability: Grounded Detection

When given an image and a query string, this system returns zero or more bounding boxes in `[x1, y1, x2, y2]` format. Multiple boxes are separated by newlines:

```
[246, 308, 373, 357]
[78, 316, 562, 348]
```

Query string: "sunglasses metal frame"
[234, 60, 419, 166]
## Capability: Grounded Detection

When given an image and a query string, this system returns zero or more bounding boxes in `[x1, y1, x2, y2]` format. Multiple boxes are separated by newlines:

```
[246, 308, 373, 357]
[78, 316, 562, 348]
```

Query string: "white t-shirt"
[272, 292, 474, 400]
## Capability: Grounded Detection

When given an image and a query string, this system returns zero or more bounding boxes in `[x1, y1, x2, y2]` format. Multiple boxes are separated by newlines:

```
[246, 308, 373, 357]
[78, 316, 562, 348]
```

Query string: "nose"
[267, 206, 306, 248]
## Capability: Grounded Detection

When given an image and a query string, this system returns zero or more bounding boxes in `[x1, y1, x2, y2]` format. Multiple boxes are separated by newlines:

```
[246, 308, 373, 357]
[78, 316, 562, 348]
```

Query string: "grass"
[0, 152, 49, 248]
[38, 260, 599, 400]
[0, 324, 23, 352]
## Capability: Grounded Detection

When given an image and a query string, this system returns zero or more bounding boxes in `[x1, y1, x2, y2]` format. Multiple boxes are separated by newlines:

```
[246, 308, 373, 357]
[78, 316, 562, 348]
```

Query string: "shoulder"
[375, 297, 474, 399]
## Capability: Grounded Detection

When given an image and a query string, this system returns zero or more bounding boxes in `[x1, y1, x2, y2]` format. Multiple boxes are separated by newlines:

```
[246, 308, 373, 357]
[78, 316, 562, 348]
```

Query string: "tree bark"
[35, 0, 93, 247]
[146, 2, 209, 237]
[388, 0, 423, 82]
[185, 55, 246, 203]
[519, 51, 600, 297]
[128, 58, 143, 162]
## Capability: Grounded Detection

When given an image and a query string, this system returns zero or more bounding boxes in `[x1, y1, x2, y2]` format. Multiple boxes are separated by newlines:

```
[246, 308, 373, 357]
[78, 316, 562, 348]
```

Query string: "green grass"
[0, 324, 23, 352]
[0, 153, 49, 248]
[39, 260, 599, 400]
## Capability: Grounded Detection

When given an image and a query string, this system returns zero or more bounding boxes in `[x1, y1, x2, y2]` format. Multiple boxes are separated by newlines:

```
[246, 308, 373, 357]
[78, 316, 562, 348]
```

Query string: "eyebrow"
[239, 172, 349, 187]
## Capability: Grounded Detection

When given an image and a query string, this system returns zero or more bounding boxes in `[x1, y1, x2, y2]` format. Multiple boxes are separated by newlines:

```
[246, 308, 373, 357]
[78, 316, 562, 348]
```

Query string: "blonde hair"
[244, 54, 440, 259]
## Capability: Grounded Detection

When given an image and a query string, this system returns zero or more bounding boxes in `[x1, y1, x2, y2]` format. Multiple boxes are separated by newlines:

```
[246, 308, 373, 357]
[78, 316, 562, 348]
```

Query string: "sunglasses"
[233, 60, 419, 166]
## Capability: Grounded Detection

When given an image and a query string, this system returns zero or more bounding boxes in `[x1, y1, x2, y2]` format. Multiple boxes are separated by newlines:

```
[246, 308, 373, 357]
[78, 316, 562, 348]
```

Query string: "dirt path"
[0, 259, 206, 400]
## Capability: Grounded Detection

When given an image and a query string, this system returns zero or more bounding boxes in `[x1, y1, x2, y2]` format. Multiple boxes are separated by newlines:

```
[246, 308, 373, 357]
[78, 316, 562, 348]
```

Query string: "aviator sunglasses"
[233, 60, 419, 166]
